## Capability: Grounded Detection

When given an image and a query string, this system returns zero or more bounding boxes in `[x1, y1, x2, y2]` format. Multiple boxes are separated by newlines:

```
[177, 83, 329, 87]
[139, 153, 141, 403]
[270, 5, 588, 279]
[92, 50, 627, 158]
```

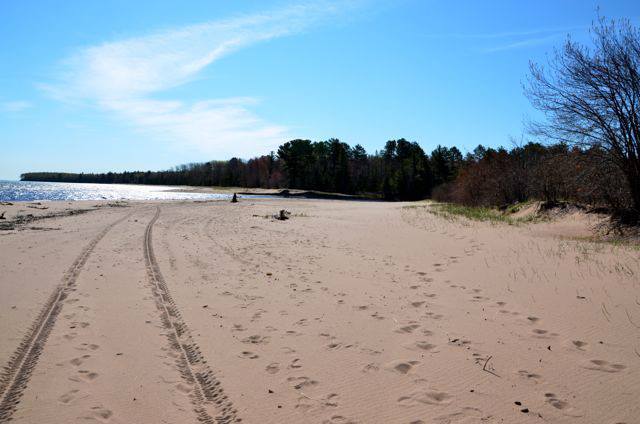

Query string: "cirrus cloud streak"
[43, 1, 360, 158]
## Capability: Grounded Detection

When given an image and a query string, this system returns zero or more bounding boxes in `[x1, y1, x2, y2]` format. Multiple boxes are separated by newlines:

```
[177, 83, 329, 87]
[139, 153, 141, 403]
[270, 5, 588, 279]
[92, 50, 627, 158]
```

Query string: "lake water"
[0, 181, 251, 202]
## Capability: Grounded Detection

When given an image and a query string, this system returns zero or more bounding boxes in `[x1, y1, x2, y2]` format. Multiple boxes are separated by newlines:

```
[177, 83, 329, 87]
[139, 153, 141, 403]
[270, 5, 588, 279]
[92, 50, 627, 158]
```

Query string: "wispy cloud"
[42, 1, 361, 158]
[480, 33, 564, 53]
[422, 25, 583, 54]
[423, 26, 583, 40]
[1, 101, 31, 113]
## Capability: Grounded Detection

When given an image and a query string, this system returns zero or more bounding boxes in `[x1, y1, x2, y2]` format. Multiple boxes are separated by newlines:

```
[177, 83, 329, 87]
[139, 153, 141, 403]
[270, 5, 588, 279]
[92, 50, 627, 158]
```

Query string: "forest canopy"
[21, 138, 457, 201]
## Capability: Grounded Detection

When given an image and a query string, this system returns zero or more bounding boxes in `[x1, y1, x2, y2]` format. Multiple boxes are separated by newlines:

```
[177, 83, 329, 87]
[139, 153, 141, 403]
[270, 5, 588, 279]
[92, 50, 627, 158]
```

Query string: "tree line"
[432, 143, 635, 215]
[21, 138, 463, 201]
[19, 137, 638, 218]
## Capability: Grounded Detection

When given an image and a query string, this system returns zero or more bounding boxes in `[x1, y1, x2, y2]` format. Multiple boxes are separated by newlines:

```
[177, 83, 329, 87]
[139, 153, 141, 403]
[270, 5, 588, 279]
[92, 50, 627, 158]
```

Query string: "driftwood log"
[275, 210, 290, 220]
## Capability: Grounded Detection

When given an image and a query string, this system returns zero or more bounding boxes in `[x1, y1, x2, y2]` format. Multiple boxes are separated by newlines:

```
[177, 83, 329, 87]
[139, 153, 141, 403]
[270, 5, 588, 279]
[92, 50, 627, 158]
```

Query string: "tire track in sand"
[0, 210, 133, 422]
[144, 206, 239, 424]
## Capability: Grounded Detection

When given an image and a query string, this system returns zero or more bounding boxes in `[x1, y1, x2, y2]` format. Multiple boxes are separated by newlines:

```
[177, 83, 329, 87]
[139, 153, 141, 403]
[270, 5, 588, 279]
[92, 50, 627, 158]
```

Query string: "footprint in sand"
[470, 295, 488, 302]
[251, 310, 266, 322]
[265, 362, 280, 374]
[242, 335, 269, 345]
[397, 389, 452, 406]
[70, 355, 91, 366]
[321, 393, 339, 408]
[572, 340, 588, 350]
[544, 393, 583, 417]
[63, 332, 78, 341]
[58, 389, 80, 404]
[323, 415, 354, 424]
[385, 360, 420, 374]
[517, 370, 542, 380]
[240, 351, 259, 359]
[76, 370, 99, 382]
[544, 393, 568, 410]
[88, 406, 113, 422]
[395, 324, 420, 334]
[288, 376, 319, 390]
[74, 321, 90, 328]
[175, 383, 193, 394]
[532, 328, 558, 338]
[404, 341, 437, 352]
[295, 318, 309, 327]
[582, 359, 626, 373]
[296, 393, 339, 413]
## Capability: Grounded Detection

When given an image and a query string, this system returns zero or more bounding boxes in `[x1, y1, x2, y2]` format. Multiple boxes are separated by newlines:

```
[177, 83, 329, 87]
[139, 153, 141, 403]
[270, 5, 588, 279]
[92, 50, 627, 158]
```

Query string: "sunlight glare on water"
[0, 181, 243, 202]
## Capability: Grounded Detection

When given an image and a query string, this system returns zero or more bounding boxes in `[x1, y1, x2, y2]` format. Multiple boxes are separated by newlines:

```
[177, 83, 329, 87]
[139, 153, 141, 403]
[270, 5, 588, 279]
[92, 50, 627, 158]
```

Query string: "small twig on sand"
[483, 355, 492, 371]
[482, 355, 500, 377]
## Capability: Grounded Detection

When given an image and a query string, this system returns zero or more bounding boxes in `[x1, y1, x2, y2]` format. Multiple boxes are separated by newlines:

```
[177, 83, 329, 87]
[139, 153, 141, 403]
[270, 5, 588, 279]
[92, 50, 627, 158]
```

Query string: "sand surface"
[0, 199, 638, 423]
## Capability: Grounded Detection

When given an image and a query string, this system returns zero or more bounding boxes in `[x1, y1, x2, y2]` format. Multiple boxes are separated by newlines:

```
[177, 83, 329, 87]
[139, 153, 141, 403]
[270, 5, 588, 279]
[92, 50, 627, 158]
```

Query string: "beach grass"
[407, 201, 541, 225]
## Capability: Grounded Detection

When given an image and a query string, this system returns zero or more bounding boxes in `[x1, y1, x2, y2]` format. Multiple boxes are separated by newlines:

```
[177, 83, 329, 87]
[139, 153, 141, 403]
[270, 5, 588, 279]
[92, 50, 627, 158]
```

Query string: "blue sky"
[1, 0, 638, 180]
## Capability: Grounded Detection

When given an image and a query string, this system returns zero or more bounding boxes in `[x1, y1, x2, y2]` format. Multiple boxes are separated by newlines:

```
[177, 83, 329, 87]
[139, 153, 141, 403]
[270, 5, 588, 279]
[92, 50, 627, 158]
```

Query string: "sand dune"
[0, 199, 638, 423]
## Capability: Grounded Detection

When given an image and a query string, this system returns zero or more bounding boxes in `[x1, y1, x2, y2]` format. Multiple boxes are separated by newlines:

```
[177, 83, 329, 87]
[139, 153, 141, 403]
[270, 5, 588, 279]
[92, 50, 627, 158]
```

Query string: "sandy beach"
[0, 199, 638, 423]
